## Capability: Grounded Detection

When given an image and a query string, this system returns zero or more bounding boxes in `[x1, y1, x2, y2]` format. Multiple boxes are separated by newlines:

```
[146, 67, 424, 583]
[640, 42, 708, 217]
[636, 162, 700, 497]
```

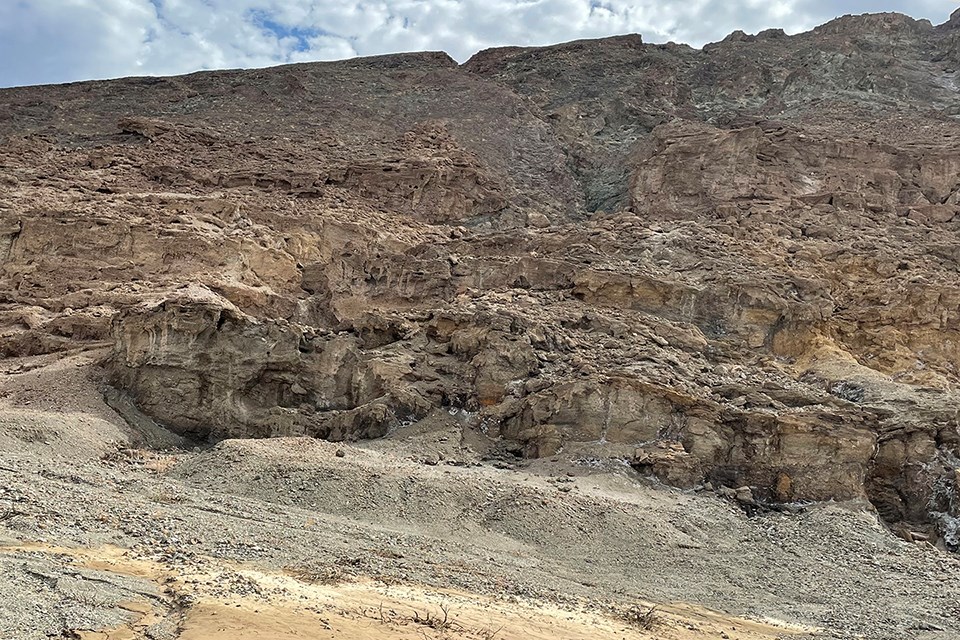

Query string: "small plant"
[620, 604, 660, 630]
[362, 600, 464, 633]
[410, 603, 455, 631]
[478, 625, 504, 639]
[360, 602, 401, 625]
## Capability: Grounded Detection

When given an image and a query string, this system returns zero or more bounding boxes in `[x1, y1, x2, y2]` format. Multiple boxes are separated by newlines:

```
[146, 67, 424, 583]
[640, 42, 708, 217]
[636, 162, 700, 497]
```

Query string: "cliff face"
[3, 11, 960, 549]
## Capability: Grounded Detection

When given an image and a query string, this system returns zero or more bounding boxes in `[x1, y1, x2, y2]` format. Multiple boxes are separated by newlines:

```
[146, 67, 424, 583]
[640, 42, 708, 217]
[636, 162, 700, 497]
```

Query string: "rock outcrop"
[3, 12, 960, 549]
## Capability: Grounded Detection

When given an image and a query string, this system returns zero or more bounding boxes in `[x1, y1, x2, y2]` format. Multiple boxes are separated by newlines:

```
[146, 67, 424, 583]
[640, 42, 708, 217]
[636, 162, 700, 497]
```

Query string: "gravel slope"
[1, 354, 958, 639]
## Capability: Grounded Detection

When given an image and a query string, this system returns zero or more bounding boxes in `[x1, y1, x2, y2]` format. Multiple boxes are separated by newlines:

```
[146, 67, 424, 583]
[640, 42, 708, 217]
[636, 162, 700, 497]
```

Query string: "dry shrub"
[619, 604, 660, 630]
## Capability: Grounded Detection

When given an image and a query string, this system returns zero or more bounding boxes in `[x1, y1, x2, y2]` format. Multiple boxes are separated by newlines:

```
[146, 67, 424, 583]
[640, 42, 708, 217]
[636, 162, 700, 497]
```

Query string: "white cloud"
[0, 0, 957, 87]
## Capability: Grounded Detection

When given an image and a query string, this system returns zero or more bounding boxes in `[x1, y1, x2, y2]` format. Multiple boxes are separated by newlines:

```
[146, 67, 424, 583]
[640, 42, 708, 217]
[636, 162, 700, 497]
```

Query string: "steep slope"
[2, 10, 960, 558]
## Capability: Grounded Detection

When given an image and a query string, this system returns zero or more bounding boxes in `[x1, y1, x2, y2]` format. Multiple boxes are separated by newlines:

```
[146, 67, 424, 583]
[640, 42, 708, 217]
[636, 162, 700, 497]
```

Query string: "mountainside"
[3, 10, 960, 640]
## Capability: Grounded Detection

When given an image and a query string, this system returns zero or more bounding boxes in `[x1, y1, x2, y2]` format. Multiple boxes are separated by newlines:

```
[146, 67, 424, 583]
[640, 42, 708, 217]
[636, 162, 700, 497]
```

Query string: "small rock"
[527, 212, 551, 228]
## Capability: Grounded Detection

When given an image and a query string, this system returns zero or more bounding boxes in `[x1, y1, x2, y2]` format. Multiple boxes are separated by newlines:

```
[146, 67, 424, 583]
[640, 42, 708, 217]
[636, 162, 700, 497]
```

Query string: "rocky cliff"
[3, 11, 960, 550]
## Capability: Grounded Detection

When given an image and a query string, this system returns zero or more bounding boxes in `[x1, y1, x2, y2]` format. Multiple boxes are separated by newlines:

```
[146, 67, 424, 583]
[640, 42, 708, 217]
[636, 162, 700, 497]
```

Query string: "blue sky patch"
[247, 8, 331, 52]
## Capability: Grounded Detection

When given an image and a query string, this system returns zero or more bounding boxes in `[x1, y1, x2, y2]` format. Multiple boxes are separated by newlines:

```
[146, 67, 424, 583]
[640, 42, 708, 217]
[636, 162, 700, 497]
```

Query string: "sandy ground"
[1, 351, 959, 640]
[1, 541, 803, 640]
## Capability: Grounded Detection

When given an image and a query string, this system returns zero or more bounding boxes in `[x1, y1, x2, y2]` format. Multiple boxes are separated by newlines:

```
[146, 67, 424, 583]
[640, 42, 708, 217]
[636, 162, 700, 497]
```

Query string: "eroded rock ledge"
[3, 11, 960, 550]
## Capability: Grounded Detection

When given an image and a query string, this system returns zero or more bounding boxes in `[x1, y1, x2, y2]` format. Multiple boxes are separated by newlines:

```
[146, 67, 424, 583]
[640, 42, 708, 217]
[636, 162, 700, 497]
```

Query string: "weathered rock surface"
[3, 11, 960, 549]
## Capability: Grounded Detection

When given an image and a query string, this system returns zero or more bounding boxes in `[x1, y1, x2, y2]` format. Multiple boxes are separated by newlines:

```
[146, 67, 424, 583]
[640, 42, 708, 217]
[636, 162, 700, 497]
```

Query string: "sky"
[0, 1, 957, 88]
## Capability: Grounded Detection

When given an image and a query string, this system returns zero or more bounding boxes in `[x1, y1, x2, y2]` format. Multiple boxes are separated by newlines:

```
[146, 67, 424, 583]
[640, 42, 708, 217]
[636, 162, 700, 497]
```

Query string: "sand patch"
[1, 541, 811, 640]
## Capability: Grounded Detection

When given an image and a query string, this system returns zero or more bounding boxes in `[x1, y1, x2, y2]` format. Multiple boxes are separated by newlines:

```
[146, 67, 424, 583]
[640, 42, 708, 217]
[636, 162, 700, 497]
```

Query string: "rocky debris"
[3, 12, 960, 551]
